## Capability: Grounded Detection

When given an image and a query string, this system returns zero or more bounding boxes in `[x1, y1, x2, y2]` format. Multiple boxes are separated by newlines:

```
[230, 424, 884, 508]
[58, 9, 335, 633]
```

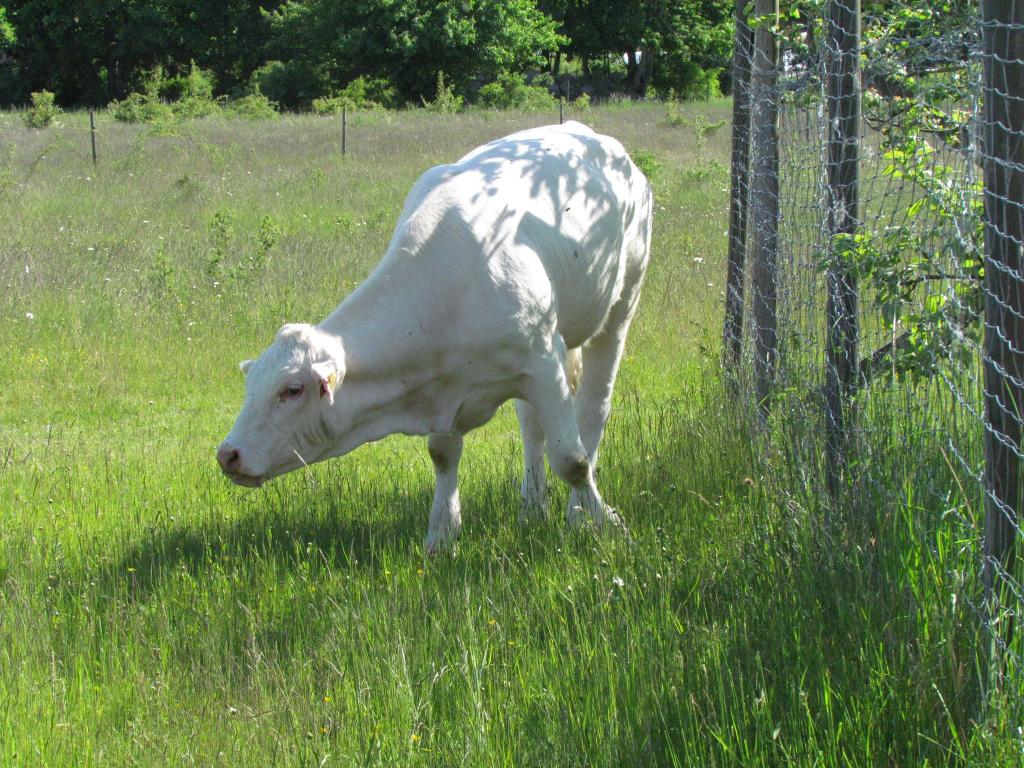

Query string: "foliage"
[824, 129, 983, 379]
[311, 76, 398, 114]
[0, 7, 14, 53]
[111, 91, 175, 124]
[2, 1, 286, 106]
[666, 63, 723, 101]
[801, 0, 983, 381]
[166, 62, 220, 119]
[250, 59, 328, 110]
[111, 64, 219, 123]
[224, 91, 278, 120]
[540, 0, 732, 96]
[628, 148, 662, 183]
[23, 89, 60, 128]
[421, 71, 463, 114]
[265, 0, 564, 104]
[477, 72, 557, 112]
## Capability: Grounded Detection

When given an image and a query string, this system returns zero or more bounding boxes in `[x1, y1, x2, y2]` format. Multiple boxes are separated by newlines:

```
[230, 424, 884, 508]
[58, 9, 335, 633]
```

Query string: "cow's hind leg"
[515, 399, 548, 520]
[568, 282, 643, 521]
[425, 432, 463, 554]
[521, 339, 622, 530]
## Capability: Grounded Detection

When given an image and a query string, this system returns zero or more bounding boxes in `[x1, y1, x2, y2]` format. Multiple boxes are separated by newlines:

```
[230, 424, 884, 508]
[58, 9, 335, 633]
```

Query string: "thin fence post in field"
[342, 107, 347, 157]
[560, 97, 564, 125]
[981, 0, 1024, 680]
[89, 109, 97, 165]
[749, 0, 781, 415]
[823, 0, 861, 498]
[723, 0, 754, 378]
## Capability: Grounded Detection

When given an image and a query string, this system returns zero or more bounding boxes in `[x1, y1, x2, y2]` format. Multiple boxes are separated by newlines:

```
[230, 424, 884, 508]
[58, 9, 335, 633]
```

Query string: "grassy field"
[0, 102, 1016, 766]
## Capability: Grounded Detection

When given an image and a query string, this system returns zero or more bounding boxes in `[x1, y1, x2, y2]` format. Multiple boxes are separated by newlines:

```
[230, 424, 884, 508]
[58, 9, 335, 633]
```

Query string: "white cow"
[217, 121, 653, 552]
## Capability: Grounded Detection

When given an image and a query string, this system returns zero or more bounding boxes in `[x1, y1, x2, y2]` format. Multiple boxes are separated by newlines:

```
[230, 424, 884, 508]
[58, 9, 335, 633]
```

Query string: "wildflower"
[411, 733, 422, 744]
[612, 576, 625, 589]
[487, 618, 497, 627]
[417, 568, 424, 576]
[25, 312, 33, 320]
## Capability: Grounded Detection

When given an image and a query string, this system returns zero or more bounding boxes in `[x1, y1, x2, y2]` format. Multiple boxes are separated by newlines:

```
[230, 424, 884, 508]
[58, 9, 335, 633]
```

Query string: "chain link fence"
[725, 0, 1023, 699]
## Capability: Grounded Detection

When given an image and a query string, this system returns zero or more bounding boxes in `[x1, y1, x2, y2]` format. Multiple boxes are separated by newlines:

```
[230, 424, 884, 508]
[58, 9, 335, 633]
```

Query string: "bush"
[251, 60, 328, 110]
[111, 64, 220, 123]
[629, 148, 662, 183]
[111, 91, 174, 124]
[168, 63, 220, 119]
[477, 72, 556, 111]
[24, 90, 61, 128]
[668, 63, 723, 101]
[311, 76, 398, 114]
[225, 92, 278, 120]
[422, 72, 463, 114]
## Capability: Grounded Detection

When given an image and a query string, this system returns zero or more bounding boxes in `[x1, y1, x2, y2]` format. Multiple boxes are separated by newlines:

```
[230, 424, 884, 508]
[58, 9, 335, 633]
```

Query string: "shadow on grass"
[91, 485, 425, 604]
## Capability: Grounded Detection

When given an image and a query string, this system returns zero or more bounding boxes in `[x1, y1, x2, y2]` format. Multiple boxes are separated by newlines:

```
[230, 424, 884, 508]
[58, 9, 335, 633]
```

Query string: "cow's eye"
[281, 383, 305, 400]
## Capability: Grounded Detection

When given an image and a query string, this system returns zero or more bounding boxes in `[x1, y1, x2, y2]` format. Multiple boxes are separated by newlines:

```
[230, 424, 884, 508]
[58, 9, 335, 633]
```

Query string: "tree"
[540, 0, 731, 96]
[1, 1, 284, 105]
[265, 0, 564, 106]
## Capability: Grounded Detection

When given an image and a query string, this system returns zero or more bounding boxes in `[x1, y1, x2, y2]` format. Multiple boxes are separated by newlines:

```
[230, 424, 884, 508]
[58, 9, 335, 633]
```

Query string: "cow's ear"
[239, 359, 254, 375]
[311, 361, 341, 405]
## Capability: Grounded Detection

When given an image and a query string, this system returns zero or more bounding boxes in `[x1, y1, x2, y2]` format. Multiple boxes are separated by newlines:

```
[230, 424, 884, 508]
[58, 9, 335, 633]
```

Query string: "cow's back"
[382, 122, 652, 349]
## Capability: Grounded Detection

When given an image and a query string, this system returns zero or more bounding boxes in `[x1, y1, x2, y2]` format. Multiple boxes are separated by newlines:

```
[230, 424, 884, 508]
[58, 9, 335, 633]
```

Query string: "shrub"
[311, 76, 397, 114]
[422, 72, 463, 114]
[111, 92, 174, 124]
[111, 64, 220, 123]
[477, 72, 556, 111]
[574, 92, 592, 111]
[169, 63, 220, 119]
[672, 63, 723, 101]
[251, 60, 329, 110]
[24, 90, 61, 128]
[629, 148, 662, 183]
[225, 91, 278, 120]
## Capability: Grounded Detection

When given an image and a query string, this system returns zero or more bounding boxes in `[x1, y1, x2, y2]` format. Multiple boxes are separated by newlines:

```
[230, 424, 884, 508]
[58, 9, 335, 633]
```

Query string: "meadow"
[0, 102, 1016, 765]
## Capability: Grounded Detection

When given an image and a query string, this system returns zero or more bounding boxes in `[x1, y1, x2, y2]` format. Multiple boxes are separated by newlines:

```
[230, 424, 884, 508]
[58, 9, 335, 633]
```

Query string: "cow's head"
[216, 323, 345, 486]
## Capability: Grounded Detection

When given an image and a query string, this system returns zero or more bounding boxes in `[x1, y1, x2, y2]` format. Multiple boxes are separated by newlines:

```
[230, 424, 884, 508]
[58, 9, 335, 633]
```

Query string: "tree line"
[0, 1, 731, 109]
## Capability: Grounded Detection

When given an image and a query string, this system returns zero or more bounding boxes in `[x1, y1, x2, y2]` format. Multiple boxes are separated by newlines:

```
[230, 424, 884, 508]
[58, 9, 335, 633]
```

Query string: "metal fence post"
[723, 0, 754, 378]
[981, 0, 1024, 672]
[342, 107, 347, 156]
[749, 0, 781, 414]
[824, 0, 861, 497]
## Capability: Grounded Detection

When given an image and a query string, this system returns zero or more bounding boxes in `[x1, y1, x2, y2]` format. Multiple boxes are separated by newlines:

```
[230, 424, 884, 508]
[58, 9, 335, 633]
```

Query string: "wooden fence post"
[342, 107, 347, 156]
[824, 0, 861, 497]
[723, 0, 754, 377]
[981, 0, 1024, 669]
[749, 0, 781, 414]
[89, 110, 97, 165]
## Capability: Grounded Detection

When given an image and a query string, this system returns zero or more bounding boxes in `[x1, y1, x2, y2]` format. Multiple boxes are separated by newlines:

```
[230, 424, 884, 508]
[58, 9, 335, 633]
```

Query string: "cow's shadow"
[91, 488, 424, 605]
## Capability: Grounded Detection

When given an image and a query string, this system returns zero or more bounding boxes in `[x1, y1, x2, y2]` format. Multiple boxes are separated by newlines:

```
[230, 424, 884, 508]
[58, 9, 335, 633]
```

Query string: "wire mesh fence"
[726, 0, 1024, 701]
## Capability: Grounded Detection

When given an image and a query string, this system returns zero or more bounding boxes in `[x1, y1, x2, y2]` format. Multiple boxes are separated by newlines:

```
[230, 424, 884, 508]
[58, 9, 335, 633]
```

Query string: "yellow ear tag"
[326, 372, 337, 392]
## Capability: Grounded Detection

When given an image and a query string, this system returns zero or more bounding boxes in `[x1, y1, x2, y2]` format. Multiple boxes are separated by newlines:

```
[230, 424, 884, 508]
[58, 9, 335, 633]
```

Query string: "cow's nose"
[217, 442, 241, 473]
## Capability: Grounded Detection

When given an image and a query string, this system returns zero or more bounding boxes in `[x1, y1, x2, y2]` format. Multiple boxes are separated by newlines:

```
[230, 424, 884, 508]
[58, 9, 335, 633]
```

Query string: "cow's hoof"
[424, 531, 459, 556]
[518, 499, 550, 524]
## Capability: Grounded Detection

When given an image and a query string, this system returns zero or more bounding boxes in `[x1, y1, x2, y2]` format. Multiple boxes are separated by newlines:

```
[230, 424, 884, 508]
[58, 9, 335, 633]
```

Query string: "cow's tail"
[565, 347, 583, 395]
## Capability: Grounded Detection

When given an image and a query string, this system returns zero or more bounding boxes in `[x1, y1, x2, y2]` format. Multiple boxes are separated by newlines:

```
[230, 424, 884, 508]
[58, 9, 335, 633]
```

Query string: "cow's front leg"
[522, 342, 623, 531]
[514, 398, 548, 521]
[425, 432, 464, 554]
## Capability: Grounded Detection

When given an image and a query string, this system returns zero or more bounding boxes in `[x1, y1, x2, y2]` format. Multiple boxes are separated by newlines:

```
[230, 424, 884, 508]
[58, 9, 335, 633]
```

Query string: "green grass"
[0, 102, 1017, 765]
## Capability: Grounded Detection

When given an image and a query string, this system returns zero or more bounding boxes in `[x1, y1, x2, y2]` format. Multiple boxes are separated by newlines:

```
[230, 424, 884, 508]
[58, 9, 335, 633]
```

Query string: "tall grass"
[0, 102, 1017, 765]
